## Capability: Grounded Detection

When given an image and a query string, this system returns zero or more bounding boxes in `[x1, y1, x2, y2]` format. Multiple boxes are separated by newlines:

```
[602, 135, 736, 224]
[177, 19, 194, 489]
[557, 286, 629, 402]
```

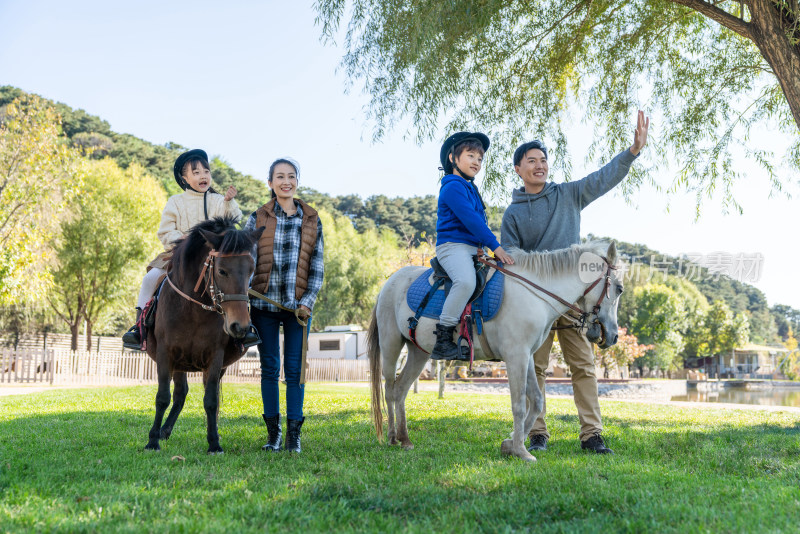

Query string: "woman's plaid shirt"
[245, 201, 324, 313]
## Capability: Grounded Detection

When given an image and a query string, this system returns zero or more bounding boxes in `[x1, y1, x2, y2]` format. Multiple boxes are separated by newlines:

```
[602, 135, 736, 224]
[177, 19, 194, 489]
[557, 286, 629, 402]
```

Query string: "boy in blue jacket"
[433, 132, 515, 360]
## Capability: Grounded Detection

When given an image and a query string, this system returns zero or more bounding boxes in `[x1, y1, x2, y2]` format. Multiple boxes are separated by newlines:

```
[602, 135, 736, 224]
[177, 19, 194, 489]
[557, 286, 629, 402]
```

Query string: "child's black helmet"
[173, 149, 209, 190]
[439, 132, 490, 174]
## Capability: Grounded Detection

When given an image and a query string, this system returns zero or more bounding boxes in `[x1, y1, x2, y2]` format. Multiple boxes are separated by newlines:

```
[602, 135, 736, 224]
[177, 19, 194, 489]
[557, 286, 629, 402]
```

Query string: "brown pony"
[144, 216, 264, 454]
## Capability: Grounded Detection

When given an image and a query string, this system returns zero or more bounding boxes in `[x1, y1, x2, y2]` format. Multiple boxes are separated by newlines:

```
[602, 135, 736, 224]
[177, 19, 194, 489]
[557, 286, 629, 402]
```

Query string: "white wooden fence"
[0, 349, 369, 385]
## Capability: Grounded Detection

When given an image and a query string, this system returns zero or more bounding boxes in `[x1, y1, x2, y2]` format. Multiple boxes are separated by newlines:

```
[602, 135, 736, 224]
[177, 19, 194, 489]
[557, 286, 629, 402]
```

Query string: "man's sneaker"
[581, 433, 614, 454]
[527, 434, 548, 452]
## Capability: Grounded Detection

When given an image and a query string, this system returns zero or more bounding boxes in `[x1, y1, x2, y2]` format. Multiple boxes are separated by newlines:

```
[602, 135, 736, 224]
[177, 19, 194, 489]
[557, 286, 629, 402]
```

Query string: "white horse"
[366, 240, 623, 462]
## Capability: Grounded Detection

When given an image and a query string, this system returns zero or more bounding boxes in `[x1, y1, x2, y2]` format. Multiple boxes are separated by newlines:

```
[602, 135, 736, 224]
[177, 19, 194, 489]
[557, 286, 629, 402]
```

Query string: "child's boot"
[122, 307, 143, 350]
[431, 324, 463, 360]
[242, 325, 262, 350]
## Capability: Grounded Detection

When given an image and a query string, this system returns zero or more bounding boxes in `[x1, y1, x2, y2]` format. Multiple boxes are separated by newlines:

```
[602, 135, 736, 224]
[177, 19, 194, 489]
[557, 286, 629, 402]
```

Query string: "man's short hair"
[513, 140, 548, 166]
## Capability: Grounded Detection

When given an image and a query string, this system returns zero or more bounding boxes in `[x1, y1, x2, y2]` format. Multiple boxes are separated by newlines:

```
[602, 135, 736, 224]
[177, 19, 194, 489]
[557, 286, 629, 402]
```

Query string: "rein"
[475, 249, 615, 329]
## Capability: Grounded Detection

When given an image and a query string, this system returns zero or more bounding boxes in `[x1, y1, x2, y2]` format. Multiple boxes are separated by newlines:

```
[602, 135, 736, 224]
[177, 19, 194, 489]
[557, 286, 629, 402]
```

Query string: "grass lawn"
[1, 383, 799, 533]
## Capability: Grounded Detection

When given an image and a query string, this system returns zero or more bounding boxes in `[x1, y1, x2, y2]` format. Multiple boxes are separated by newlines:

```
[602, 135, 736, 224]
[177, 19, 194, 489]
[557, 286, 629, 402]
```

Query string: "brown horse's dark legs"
[145, 364, 172, 450]
[160, 372, 188, 440]
[204, 360, 224, 454]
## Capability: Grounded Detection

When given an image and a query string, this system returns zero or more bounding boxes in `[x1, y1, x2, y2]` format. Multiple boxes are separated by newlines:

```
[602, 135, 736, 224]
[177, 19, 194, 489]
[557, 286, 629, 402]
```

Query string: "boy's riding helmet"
[173, 149, 209, 190]
[439, 131, 490, 175]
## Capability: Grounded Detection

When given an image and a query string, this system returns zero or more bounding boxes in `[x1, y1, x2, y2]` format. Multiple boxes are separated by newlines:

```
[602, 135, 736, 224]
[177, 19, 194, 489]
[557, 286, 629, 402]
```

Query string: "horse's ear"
[606, 241, 617, 265]
[251, 226, 266, 241]
[199, 229, 224, 250]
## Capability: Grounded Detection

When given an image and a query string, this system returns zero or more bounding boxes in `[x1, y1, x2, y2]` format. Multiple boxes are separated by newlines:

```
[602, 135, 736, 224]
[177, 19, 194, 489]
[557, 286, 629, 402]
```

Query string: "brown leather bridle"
[476, 249, 617, 330]
[166, 249, 254, 314]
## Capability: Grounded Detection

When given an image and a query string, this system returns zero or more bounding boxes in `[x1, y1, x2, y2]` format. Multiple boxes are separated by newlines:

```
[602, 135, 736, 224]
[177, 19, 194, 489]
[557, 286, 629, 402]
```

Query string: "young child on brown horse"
[122, 149, 258, 349]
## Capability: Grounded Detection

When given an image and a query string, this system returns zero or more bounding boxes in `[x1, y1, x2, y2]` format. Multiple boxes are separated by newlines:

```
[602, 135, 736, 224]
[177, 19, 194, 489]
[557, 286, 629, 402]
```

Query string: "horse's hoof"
[401, 442, 414, 450]
[144, 443, 161, 451]
[207, 448, 224, 455]
[500, 439, 536, 462]
[388, 438, 400, 446]
[160, 428, 172, 440]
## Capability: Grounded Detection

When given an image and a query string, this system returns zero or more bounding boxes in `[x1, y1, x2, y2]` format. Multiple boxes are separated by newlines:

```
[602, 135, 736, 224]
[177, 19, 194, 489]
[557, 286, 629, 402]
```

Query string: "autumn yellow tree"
[0, 95, 78, 304]
[597, 327, 653, 378]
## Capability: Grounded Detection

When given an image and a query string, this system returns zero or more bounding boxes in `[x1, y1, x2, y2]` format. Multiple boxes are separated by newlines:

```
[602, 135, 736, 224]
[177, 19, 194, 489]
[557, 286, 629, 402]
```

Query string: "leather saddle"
[429, 255, 490, 304]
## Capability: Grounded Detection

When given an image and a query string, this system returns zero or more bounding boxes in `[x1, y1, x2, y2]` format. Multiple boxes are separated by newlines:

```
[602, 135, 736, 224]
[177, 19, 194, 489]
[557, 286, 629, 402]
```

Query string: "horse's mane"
[172, 216, 256, 266]
[509, 241, 613, 279]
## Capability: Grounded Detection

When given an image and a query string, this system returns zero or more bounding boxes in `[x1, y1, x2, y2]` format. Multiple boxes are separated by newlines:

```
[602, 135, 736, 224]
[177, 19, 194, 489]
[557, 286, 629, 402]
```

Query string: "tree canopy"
[315, 0, 800, 208]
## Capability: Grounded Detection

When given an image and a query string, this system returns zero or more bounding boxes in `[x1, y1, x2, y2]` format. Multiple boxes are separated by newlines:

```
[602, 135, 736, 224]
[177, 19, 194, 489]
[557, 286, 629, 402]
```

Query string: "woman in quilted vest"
[244, 158, 324, 453]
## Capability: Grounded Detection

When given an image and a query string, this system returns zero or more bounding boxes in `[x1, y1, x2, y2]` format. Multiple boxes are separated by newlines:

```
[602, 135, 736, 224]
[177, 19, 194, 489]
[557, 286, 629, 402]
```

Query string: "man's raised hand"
[630, 110, 649, 156]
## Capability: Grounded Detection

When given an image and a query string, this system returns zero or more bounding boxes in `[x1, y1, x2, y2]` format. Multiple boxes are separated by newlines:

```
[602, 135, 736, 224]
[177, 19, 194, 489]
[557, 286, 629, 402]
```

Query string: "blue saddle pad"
[406, 269, 504, 322]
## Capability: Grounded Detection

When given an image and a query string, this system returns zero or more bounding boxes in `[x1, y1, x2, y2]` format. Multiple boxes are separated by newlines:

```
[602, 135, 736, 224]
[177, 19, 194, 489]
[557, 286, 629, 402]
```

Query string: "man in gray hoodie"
[501, 111, 649, 454]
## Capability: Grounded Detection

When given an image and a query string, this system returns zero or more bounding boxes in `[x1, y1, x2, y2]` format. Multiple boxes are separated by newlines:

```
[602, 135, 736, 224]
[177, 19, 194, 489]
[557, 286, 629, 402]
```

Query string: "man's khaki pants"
[530, 316, 603, 442]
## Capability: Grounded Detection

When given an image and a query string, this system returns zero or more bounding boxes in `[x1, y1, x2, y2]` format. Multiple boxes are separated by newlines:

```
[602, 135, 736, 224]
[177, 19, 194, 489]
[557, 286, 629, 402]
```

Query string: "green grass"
[1, 384, 799, 533]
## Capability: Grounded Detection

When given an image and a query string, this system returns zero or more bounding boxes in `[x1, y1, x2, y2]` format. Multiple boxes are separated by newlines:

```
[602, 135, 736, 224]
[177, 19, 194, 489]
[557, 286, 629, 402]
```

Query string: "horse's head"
[577, 241, 623, 349]
[196, 221, 265, 340]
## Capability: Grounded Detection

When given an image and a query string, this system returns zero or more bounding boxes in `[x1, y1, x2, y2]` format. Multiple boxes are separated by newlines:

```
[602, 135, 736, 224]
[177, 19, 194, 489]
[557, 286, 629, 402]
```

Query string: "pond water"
[671, 388, 800, 408]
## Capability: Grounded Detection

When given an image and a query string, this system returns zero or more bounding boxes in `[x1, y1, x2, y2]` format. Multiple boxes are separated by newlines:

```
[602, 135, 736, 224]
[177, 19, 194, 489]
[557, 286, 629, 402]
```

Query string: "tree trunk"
[70, 323, 79, 351]
[86, 320, 93, 352]
[749, 0, 800, 130]
[438, 361, 447, 399]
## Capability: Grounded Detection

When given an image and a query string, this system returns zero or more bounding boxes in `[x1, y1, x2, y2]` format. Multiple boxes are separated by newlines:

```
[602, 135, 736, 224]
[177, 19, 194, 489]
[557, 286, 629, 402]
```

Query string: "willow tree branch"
[668, 0, 752, 38]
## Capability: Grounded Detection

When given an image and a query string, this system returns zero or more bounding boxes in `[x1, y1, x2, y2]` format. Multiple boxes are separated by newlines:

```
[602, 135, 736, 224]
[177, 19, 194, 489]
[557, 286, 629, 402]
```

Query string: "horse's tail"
[367, 304, 385, 442]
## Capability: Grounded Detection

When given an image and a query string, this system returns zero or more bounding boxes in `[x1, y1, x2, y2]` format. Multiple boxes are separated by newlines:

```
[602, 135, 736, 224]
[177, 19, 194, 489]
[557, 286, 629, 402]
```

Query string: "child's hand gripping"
[492, 246, 515, 265]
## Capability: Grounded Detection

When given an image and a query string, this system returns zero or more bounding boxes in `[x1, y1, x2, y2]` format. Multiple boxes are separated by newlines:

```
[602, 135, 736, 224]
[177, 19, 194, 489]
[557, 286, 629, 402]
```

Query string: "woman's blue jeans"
[250, 307, 309, 420]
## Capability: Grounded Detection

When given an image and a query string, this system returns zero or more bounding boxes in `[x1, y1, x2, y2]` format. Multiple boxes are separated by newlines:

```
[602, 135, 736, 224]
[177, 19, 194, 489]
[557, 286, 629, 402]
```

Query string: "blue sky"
[1, 0, 798, 311]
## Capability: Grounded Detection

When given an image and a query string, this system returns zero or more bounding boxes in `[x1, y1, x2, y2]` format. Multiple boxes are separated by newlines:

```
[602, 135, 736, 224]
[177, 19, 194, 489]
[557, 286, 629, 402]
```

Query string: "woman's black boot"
[285, 417, 305, 453]
[261, 414, 282, 452]
[122, 307, 143, 349]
